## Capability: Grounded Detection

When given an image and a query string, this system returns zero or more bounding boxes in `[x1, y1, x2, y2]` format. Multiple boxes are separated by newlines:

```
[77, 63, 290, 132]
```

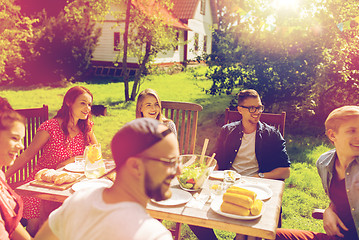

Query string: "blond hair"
[325, 106, 359, 135]
[136, 88, 170, 123]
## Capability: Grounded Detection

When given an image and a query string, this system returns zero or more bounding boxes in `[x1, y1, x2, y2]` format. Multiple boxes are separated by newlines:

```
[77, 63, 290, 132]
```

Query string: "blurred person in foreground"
[0, 97, 32, 239]
[190, 89, 291, 240]
[35, 118, 180, 240]
[276, 105, 359, 240]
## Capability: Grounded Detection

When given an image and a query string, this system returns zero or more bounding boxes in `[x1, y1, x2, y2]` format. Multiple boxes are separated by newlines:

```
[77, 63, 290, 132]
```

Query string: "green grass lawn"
[0, 66, 332, 239]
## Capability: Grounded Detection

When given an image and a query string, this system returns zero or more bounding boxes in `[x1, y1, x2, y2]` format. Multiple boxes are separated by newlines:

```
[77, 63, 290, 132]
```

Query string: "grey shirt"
[316, 149, 359, 237]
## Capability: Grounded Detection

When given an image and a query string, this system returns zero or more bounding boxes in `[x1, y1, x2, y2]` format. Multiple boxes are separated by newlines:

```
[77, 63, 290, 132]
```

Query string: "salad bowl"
[177, 154, 217, 191]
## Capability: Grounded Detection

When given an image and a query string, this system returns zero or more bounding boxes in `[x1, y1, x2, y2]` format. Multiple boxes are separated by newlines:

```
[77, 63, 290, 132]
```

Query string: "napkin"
[186, 193, 209, 209]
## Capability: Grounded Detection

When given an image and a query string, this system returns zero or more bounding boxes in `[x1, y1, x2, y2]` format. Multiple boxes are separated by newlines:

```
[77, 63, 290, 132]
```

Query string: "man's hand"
[323, 204, 348, 237]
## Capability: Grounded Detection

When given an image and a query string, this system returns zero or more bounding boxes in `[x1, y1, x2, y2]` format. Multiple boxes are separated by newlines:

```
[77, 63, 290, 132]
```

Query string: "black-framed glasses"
[138, 156, 180, 170]
[240, 105, 265, 113]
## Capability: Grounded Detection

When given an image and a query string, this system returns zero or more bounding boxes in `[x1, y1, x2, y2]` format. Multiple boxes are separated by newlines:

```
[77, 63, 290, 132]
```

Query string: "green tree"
[112, 0, 177, 101]
[206, 0, 359, 131]
[0, 0, 36, 85]
[22, 10, 101, 85]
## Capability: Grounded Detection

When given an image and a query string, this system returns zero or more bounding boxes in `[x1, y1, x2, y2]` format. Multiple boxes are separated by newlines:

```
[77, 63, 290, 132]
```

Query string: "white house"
[91, 0, 217, 76]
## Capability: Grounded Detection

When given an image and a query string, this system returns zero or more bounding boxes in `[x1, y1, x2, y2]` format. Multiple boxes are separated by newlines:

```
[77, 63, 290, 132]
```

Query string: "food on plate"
[250, 199, 263, 216]
[177, 163, 208, 190]
[54, 172, 78, 185]
[42, 169, 57, 182]
[221, 201, 250, 216]
[35, 168, 50, 181]
[226, 186, 257, 201]
[35, 168, 79, 185]
[220, 187, 263, 216]
[223, 192, 253, 209]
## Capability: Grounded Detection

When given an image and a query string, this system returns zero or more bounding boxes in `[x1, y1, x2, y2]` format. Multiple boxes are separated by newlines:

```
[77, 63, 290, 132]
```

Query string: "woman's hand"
[55, 157, 75, 169]
[323, 203, 347, 237]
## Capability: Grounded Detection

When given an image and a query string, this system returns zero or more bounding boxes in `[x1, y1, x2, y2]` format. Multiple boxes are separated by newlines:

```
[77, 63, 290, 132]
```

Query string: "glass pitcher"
[84, 144, 106, 179]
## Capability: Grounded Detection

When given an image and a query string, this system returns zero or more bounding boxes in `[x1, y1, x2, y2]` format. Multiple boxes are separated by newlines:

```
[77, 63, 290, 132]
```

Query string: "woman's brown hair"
[54, 86, 93, 144]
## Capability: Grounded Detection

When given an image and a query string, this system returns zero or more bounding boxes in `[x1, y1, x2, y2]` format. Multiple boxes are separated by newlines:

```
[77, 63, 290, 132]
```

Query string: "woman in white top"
[136, 88, 177, 136]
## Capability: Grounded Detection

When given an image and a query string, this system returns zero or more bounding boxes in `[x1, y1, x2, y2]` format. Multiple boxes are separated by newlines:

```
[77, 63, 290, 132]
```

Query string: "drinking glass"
[84, 144, 106, 179]
[223, 170, 236, 189]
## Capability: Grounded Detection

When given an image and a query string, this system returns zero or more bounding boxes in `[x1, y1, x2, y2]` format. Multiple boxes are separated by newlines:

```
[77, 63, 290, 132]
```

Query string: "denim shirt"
[316, 149, 359, 237]
[213, 120, 290, 175]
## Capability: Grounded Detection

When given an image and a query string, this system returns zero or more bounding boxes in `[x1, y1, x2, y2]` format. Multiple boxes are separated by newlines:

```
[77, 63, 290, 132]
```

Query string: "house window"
[200, 0, 206, 15]
[203, 35, 207, 52]
[194, 33, 199, 51]
[114, 32, 120, 51]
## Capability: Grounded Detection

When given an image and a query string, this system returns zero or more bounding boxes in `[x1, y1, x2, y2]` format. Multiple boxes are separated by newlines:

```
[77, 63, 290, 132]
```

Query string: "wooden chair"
[224, 108, 286, 136]
[4, 105, 49, 187]
[161, 101, 203, 240]
[162, 101, 203, 155]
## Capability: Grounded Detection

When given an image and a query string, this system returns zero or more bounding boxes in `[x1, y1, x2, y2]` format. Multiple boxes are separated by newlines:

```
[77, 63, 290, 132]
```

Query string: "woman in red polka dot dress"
[5, 86, 97, 236]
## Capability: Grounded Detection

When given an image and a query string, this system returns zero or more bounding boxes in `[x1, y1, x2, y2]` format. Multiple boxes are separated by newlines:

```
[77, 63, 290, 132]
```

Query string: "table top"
[147, 176, 284, 239]
[15, 171, 284, 240]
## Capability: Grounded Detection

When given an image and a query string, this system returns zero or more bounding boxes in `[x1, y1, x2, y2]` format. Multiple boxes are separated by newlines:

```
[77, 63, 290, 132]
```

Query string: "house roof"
[131, 0, 191, 30]
[172, 0, 218, 24]
[172, 0, 199, 20]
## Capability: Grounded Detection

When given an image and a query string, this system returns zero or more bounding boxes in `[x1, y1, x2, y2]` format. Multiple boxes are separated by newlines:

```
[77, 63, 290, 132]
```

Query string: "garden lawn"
[0, 67, 333, 239]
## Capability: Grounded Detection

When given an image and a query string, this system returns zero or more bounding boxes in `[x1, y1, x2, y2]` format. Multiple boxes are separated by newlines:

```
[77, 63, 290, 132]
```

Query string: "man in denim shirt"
[215, 89, 290, 180]
[276, 106, 359, 239]
[190, 90, 290, 240]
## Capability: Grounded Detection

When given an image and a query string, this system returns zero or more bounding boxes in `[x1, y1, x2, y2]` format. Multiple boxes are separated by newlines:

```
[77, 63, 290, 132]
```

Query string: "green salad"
[178, 163, 207, 190]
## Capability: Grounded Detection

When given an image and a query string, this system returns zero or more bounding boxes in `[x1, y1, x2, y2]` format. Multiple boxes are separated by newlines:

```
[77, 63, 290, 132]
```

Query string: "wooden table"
[147, 176, 284, 240]
[15, 173, 284, 240]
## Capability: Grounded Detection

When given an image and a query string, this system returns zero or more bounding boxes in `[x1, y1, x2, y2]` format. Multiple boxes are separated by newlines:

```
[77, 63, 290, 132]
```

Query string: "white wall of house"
[92, 0, 214, 67]
[92, 21, 138, 64]
[153, 30, 185, 64]
[186, 0, 213, 61]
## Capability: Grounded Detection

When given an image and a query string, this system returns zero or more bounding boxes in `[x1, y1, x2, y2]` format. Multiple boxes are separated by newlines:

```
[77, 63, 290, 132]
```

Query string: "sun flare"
[272, 0, 300, 10]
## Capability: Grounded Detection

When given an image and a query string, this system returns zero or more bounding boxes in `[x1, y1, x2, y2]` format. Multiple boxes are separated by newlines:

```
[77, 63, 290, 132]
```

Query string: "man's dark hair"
[237, 89, 260, 105]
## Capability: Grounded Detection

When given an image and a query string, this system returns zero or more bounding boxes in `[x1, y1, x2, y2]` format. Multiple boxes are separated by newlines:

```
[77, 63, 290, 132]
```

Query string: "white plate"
[233, 183, 272, 201]
[64, 163, 84, 173]
[178, 184, 201, 192]
[71, 179, 113, 192]
[210, 196, 263, 220]
[209, 170, 241, 180]
[151, 188, 192, 206]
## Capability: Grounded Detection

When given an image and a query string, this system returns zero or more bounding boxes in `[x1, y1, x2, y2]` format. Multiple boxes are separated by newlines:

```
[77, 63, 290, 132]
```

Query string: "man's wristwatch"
[258, 172, 265, 178]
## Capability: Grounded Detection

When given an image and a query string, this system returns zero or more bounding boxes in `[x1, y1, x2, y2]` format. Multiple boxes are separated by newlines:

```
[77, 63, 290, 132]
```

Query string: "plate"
[71, 179, 113, 192]
[209, 170, 241, 180]
[64, 163, 84, 173]
[151, 188, 192, 206]
[179, 184, 201, 192]
[210, 196, 263, 220]
[233, 183, 272, 201]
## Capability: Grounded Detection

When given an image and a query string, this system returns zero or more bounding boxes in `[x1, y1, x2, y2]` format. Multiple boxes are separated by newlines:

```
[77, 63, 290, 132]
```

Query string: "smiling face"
[70, 93, 92, 121]
[0, 121, 25, 167]
[237, 96, 263, 125]
[328, 116, 359, 162]
[141, 128, 180, 201]
[140, 95, 160, 120]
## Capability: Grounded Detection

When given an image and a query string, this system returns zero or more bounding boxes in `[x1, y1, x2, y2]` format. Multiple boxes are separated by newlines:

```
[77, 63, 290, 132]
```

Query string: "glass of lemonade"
[84, 144, 106, 179]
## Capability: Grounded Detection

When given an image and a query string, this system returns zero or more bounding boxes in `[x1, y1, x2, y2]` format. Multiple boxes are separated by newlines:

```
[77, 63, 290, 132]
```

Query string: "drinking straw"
[199, 138, 209, 164]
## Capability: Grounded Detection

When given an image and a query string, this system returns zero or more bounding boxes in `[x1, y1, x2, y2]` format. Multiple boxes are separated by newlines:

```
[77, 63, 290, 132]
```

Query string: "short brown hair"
[325, 105, 359, 134]
[237, 89, 260, 106]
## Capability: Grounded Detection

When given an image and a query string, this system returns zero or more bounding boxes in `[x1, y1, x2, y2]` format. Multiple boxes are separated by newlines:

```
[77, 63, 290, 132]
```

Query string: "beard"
[144, 171, 175, 201]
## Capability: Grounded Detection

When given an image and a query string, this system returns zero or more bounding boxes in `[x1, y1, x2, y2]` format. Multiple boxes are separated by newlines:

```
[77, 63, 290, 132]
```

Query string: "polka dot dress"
[22, 118, 92, 219]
